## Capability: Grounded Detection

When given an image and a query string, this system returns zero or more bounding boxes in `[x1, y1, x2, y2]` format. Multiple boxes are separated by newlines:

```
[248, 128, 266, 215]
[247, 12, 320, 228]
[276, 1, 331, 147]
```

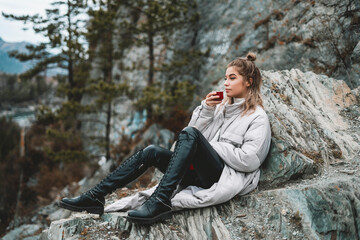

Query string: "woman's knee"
[179, 126, 199, 139]
[142, 145, 171, 170]
[143, 145, 161, 158]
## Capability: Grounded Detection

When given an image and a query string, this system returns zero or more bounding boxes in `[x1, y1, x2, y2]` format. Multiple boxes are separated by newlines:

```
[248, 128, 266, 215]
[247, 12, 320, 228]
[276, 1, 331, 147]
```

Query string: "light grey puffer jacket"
[104, 98, 271, 212]
[189, 98, 271, 173]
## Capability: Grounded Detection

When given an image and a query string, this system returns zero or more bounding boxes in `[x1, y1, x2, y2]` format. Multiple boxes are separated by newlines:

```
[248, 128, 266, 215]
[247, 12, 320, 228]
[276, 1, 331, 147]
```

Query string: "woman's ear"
[247, 77, 253, 87]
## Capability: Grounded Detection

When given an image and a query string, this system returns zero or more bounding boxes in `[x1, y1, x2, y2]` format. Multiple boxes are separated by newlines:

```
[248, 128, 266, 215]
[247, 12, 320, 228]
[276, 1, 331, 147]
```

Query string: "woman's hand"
[205, 91, 222, 107]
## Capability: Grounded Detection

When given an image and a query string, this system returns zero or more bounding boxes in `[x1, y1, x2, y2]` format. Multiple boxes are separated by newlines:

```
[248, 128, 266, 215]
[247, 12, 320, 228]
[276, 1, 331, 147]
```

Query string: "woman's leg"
[57, 145, 172, 215]
[183, 128, 224, 189]
[127, 126, 224, 224]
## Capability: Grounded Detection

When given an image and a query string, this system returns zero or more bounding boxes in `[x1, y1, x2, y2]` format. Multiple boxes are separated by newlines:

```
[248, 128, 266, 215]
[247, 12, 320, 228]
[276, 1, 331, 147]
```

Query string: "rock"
[41, 207, 231, 240]
[40, 169, 360, 239]
[2, 224, 42, 240]
[75, 157, 115, 195]
[194, 0, 360, 89]
[234, 174, 360, 240]
[47, 208, 72, 222]
[100, 212, 131, 231]
[351, 41, 360, 64]
[259, 69, 359, 185]
[209, 69, 360, 186]
[46, 214, 89, 240]
[132, 124, 175, 152]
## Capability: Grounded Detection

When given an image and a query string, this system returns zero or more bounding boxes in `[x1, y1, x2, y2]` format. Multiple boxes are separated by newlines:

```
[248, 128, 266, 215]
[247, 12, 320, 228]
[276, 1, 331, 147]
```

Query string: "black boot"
[57, 149, 152, 216]
[127, 127, 197, 224]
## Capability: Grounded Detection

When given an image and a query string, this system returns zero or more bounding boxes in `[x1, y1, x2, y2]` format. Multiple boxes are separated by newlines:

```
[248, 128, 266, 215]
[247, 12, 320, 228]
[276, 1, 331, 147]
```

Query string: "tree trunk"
[14, 169, 23, 219]
[105, 0, 113, 161]
[105, 101, 112, 161]
[148, 30, 154, 86]
[146, 28, 155, 122]
[67, 0, 74, 101]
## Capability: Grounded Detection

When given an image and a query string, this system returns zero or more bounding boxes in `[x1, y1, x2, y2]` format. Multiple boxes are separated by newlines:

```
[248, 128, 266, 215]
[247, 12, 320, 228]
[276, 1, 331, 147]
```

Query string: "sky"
[0, 0, 53, 43]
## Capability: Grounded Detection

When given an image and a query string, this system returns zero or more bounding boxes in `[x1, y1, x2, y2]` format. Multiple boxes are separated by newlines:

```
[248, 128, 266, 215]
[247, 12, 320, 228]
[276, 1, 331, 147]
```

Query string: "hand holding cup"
[205, 91, 223, 107]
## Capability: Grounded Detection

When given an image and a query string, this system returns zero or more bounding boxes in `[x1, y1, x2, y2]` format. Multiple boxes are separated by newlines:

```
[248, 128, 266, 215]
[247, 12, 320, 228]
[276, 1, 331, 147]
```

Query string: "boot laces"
[84, 189, 105, 206]
[148, 140, 183, 202]
[97, 150, 143, 187]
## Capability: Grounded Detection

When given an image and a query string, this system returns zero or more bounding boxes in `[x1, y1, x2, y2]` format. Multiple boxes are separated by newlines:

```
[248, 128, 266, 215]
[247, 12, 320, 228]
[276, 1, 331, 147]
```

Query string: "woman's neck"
[229, 97, 245, 104]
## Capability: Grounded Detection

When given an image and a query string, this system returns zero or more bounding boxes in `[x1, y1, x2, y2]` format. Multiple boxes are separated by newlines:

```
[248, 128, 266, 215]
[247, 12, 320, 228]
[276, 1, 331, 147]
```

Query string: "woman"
[58, 52, 272, 224]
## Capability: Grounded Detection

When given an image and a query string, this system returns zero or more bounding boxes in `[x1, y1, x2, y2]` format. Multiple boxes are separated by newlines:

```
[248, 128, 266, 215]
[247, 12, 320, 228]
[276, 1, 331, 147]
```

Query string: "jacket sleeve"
[187, 100, 216, 132]
[210, 114, 271, 173]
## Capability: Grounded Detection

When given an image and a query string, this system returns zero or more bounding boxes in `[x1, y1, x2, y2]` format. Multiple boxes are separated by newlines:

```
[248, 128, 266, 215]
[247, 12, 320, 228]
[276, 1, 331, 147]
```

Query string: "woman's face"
[224, 66, 251, 98]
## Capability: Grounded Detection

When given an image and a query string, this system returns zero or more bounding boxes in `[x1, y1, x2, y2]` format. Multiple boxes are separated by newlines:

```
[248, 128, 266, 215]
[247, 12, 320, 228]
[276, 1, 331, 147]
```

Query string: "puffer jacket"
[188, 98, 271, 173]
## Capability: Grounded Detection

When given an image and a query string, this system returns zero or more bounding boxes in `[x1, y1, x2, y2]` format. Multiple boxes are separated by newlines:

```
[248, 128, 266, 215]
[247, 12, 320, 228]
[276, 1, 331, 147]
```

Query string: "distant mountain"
[0, 37, 34, 74]
[0, 37, 64, 76]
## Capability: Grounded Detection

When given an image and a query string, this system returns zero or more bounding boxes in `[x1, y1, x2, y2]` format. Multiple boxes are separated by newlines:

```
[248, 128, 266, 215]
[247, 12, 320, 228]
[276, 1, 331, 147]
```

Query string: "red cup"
[215, 91, 223, 100]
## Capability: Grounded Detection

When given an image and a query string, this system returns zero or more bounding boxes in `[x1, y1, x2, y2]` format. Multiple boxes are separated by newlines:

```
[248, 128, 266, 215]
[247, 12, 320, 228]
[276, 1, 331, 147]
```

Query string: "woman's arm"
[188, 91, 222, 132]
[210, 114, 272, 172]
[187, 100, 216, 132]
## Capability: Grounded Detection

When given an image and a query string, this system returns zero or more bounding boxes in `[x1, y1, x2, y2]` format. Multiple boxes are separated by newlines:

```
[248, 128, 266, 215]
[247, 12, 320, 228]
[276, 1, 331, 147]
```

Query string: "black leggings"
[142, 127, 224, 189]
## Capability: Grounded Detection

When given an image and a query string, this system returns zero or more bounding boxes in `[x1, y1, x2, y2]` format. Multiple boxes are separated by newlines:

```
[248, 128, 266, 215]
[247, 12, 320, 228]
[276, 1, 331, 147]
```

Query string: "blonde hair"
[225, 52, 264, 116]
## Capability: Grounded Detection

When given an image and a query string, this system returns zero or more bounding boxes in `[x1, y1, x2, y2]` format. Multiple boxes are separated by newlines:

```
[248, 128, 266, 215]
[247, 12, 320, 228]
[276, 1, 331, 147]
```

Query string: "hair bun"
[246, 52, 256, 62]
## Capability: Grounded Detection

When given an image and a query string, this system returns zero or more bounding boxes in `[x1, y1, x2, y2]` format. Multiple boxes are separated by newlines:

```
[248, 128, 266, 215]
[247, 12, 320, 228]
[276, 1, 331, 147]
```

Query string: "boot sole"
[126, 210, 172, 225]
[57, 200, 104, 216]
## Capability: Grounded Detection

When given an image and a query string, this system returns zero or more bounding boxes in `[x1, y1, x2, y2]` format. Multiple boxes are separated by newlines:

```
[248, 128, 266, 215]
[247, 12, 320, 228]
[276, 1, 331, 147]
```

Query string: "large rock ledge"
[259, 69, 359, 186]
[40, 164, 360, 240]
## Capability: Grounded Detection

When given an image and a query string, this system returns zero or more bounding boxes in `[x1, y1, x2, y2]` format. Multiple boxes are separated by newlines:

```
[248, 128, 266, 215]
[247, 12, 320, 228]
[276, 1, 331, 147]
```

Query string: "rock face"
[195, 0, 360, 89]
[259, 69, 359, 186]
[80, 0, 360, 158]
[30, 69, 360, 240]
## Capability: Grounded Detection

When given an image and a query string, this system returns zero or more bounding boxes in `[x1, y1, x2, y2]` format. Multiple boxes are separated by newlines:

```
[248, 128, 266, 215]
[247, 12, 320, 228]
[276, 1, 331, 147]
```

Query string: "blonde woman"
[58, 53, 271, 224]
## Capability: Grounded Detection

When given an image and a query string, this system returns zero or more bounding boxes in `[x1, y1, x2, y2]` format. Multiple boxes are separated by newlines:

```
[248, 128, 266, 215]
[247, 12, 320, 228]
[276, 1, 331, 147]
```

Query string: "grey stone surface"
[228, 170, 360, 240]
[194, 0, 360, 91]
[132, 124, 175, 152]
[259, 69, 360, 185]
[39, 162, 360, 239]
[47, 208, 72, 222]
[2, 224, 41, 240]
[209, 69, 360, 187]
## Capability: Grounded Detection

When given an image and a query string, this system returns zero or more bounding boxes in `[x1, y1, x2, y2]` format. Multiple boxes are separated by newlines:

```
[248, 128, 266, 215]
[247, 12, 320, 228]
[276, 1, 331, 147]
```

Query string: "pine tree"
[2, 0, 88, 102]
[3, 1, 90, 163]
[119, 0, 199, 86]
[115, 0, 199, 122]
[84, 0, 129, 161]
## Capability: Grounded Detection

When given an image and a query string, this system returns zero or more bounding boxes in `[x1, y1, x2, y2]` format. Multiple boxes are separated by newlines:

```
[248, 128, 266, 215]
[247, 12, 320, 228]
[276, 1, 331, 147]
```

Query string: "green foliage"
[36, 101, 93, 127]
[84, 0, 134, 160]
[36, 105, 58, 125]
[86, 80, 130, 107]
[134, 80, 196, 124]
[2, 0, 88, 82]
[117, 0, 199, 85]
[0, 117, 20, 163]
[45, 149, 88, 163]
[161, 47, 210, 81]
[55, 60, 91, 102]
[0, 73, 48, 103]
[3, 3, 91, 170]
[119, 0, 198, 36]
[0, 118, 20, 233]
